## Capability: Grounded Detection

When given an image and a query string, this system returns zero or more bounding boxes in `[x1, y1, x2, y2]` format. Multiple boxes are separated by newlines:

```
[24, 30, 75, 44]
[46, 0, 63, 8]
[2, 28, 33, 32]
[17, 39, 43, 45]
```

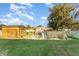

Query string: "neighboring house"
[0, 26, 2, 38]
[35, 26, 53, 39]
[24, 26, 36, 39]
[2, 26, 26, 39]
[1, 25, 36, 39]
[44, 29, 68, 40]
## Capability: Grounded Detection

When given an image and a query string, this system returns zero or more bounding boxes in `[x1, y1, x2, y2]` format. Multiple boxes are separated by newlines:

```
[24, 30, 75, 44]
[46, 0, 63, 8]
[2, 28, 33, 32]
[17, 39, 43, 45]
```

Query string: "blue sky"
[0, 3, 55, 26]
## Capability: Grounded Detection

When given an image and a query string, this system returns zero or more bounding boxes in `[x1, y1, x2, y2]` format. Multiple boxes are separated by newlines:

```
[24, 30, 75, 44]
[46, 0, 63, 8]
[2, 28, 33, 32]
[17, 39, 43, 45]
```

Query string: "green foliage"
[37, 25, 42, 27]
[48, 3, 79, 30]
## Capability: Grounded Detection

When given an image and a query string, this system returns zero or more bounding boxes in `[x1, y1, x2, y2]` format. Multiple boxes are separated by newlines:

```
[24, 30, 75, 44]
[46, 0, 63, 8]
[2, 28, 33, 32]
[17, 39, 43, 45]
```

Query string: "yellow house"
[2, 26, 26, 39]
[2, 25, 36, 39]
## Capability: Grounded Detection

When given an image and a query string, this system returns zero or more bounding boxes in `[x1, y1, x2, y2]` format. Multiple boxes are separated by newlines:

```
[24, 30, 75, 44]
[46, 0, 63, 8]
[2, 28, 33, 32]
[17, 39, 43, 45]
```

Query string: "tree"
[27, 25, 31, 28]
[48, 3, 79, 30]
[37, 25, 42, 27]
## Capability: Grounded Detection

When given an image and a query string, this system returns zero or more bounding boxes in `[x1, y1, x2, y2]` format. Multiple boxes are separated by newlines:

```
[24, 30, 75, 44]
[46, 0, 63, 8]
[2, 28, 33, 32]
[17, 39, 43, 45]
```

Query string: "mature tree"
[37, 25, 42, 27]
[27, 25, 31, 28]
[48, 3, 79, 30]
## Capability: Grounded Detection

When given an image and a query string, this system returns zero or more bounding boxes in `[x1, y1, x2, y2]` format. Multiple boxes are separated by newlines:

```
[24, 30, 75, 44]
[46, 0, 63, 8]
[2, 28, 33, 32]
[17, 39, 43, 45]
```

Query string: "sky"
[0, 3, 56, 26]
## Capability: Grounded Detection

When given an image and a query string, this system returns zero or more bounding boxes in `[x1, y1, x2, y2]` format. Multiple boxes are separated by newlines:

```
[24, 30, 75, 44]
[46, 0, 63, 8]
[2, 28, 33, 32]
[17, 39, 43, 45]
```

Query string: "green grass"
[0, 39, 79, 56]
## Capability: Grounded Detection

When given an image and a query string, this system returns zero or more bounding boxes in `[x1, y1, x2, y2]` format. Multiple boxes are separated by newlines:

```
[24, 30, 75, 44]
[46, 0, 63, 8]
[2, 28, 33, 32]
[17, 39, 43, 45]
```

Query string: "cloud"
[0, 18, 27, 25]
[25, 14, 34, 21]
[10, 3, 34, 21]
[30, 11, 34, 15]
[20, 3, 33, 7]
[10, 4, 19, 11]
[11, 9, 34, 21]
[19, 3, 34, 10]
[6, 14, 12, 18]
[40, 16, 47, 25]
[21, 13, 34, 21]
[1, 13, 13, 18]
[0, 19, 8, 23]
[41, 17, 47, 20]
[8, 18, 22, 25]
[10, 3, 26, 12]
[5, 13, 13, 18]
[45, 3, 54, 8]
[0, 3, 34, 26]
[41, 17, 47, 22]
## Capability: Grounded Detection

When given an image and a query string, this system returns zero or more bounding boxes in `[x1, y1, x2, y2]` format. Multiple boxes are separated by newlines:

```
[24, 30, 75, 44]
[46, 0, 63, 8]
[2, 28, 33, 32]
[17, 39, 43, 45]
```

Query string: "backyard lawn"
[0, 39, 79, 56]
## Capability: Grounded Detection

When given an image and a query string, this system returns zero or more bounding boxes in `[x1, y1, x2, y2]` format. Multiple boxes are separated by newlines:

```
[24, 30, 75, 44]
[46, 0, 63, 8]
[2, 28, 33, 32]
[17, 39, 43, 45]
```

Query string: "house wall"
[2, 26, 20, 39]
[25, 29, 36, 39]
[1, 26, 36, 39]
[44, 30, 68, 40]
[19, 27, 26, 38]
[0, 30, 2, 38]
